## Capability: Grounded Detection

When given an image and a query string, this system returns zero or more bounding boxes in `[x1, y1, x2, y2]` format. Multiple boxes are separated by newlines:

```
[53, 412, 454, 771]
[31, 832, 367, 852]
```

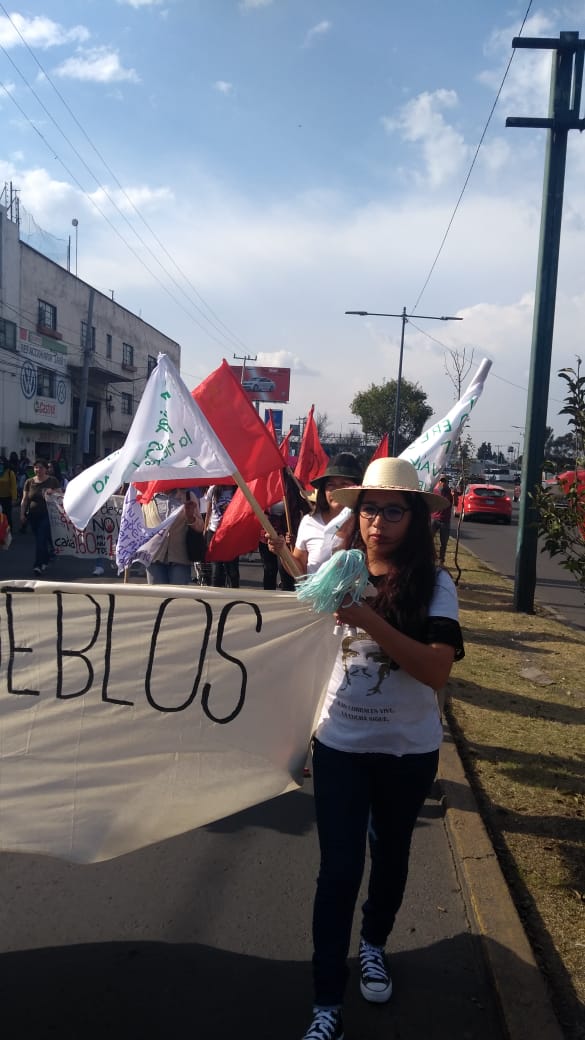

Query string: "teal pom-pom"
[295, 549, 369, 612]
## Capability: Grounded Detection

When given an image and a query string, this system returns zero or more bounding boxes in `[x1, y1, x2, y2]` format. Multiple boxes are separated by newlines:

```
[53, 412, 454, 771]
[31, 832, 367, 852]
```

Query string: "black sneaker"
[302, 1007, 344, 1040]
[33, 566, 42, 576]
[359, 938, 392, 1003]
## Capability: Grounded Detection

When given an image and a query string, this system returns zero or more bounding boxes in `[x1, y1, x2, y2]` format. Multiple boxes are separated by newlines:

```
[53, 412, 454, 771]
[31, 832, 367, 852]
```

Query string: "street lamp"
[346, 307, 462, 455]
[512, 425, 525, 462]
[71, 218, 78, 277]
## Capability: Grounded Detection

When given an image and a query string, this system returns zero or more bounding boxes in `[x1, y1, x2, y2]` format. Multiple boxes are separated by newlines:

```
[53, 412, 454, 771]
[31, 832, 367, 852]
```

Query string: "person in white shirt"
[269, 453, 363, 577]
[300, 458, 464, 1040]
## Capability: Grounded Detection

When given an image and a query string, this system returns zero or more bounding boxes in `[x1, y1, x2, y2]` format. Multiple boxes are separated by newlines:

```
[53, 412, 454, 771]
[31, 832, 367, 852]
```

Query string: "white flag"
[400, 358, 492, 489]
[64, 355, 235, 529]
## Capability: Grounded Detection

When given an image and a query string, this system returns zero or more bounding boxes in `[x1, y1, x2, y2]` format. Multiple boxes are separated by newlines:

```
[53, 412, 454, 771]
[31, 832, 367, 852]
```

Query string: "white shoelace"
[304, 1007, 340, 1040]
[360, 940, 388, 982]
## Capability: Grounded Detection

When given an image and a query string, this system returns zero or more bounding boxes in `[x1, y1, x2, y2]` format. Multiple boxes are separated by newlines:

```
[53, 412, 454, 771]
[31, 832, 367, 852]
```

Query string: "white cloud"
[303, 21, 332, 48]
[89, 184, 174, 213]
[0, 13, 89, 49]
[53, 47, 140, 84]
[239, 0, 273, 10]
[383, 89, 470, 188]
[117, 0, 164, 7]
[214, 80, 234, 95]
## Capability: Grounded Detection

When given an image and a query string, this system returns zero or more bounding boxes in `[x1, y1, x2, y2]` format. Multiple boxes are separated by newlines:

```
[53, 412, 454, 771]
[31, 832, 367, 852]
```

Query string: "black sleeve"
[424, 615, 465, 661]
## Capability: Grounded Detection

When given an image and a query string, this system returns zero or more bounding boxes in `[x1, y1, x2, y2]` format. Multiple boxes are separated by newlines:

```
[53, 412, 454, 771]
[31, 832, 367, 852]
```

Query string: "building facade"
[0, 202, 181, 470]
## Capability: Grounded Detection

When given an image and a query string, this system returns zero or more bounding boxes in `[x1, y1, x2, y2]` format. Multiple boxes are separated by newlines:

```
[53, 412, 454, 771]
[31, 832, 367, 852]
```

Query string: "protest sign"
[46, 492, 123, 560]
[0, 581, 337, 864]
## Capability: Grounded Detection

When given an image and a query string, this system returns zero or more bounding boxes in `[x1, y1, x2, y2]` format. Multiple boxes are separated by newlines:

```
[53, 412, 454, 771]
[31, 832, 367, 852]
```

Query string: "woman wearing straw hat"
[300, 457, 464, 1040]
[269, 453, 363, 577]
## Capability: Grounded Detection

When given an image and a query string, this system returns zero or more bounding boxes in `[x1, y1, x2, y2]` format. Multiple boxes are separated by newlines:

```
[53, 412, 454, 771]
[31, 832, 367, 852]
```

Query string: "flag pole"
[231, 468, 302, 577]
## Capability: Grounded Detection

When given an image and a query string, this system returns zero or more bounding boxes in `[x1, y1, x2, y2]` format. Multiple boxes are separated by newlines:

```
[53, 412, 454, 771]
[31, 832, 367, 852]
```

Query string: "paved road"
[0, 534, 511, 1039]
[454, 498, 584, 630]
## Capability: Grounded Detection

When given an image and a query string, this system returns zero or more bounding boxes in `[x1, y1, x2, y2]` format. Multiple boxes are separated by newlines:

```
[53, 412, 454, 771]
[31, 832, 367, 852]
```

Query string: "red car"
[455, 483, 512, 524]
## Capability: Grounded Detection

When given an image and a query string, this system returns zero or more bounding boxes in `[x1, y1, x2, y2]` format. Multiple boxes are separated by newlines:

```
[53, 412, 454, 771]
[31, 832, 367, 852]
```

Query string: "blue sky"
[1, 0, 584, 454]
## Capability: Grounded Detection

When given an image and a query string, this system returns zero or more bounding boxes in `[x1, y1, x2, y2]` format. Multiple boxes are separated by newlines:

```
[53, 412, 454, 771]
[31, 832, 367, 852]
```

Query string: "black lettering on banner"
[202, 601, 262, 725]
[55, 592, 100, 699]
[102, 594, 133, 706]
[145, 598, 212, 713]
[3, 590, 39, 696]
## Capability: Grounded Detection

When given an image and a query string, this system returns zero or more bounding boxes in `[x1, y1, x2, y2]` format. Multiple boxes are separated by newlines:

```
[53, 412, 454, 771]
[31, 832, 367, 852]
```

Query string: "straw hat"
[330, 457, 449, 512]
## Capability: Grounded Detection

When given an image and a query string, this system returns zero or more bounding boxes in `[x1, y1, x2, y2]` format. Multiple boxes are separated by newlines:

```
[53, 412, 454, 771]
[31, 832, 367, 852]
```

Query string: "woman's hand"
[267, 534, 285, 555]
[184, 500, 204, 532]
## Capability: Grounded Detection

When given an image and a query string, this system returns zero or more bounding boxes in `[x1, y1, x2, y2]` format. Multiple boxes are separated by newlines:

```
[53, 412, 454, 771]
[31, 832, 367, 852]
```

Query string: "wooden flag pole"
[231, 468, 303, 578]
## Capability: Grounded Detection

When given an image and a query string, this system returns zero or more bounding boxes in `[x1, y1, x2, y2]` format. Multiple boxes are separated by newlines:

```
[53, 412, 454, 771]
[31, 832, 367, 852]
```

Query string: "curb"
[438, 732, 565, 1040]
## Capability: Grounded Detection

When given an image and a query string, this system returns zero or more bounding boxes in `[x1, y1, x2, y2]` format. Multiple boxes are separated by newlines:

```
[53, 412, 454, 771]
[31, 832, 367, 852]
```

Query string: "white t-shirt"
[315, 569, 459, 756]
[295, 508, 353, 574]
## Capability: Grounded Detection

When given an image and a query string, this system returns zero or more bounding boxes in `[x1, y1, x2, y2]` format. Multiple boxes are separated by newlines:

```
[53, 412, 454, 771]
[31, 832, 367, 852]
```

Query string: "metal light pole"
[346, 308, 462, 455]
[71, 218, 78, 276]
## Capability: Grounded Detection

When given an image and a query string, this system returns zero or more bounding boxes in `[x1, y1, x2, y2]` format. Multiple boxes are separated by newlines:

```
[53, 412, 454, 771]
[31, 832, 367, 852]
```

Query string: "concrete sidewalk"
[0, 529, 566, 1039]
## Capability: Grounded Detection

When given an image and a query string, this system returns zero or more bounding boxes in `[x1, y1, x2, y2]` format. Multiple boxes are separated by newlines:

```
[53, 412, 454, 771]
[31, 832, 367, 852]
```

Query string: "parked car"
[454, 483, 512, 524]
[241, 376, 276, 393]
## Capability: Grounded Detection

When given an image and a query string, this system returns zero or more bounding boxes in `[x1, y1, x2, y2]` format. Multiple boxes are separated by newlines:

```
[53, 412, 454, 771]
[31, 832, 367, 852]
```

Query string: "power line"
[410, 0, 535, 313]
[0, 7, 250, 354]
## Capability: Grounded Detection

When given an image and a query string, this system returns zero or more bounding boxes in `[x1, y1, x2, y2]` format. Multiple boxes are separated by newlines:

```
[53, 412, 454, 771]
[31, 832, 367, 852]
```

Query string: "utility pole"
[506, 31, 585, 613]
[233, 351, 258, 410]
[233, 351, 257, 384]
[346, 308, 462, 454]
[74, 288, 95, 468]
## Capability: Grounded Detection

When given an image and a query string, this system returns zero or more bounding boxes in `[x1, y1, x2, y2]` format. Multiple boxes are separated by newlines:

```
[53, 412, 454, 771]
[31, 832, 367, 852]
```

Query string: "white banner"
[0, 581, 337, 864]
[63, 354, 236, 530]
[400, 358, 492, 488]
[46, 492, 123, 560]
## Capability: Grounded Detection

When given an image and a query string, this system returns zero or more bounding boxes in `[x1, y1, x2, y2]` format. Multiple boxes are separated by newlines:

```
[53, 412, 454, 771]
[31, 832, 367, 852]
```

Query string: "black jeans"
[29, 511, 52, 569]
[311, 739, 439, 1006]
[258, 540, 295, 591]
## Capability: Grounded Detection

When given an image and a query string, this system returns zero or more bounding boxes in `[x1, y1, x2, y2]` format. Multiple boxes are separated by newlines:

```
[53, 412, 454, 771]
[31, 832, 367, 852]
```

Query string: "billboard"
[264, 408, 283, 438]
[230, 365, 290, 403]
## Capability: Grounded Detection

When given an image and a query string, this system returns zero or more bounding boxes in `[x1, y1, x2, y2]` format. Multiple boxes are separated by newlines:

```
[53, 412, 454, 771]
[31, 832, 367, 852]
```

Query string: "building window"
[106, 333, 112, 359]
[0, 317, 17, 352]
[122, 342, 134, 368]
[38, 300, 57, 331]
[81, 320, 96, 351]
[121, 392, 133, 415]
[36, 367, 56, 398]
[147, 354, 157, 376]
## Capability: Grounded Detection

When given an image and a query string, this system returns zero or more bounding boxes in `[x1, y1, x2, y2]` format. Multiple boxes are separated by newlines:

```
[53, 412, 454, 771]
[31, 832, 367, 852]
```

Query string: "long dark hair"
[352, 491, 437, 639]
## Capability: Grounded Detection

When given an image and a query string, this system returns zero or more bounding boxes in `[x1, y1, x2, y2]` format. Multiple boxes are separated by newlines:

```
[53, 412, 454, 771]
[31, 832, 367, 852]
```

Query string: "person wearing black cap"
[269, 453, 363, 576]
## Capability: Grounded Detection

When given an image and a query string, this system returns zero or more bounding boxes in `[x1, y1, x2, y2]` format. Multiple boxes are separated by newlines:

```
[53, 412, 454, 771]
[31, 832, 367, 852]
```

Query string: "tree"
[444, 346, 474, 400]
[533, 361, 585, 594]
[477, 441, 493, 461]
[315, 411, 330, 440]
[350, 378, 432, 453]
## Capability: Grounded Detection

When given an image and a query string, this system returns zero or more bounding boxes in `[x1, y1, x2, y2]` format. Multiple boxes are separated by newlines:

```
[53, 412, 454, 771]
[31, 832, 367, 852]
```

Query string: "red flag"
[369, 433, 389, 462]
[207, 422, 292, 562]
[294, 405, 329, 489]
[136, 361, 284, 502]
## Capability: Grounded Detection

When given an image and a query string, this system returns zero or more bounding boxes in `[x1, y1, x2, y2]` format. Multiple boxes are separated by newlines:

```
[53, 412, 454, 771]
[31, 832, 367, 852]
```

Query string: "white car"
[241, 376, 276, 393]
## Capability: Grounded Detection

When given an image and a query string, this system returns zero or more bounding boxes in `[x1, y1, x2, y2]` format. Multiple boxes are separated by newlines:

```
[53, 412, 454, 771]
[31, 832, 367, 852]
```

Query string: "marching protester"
[142, 488, 204, 586]
[430, 473, 453, 565]
[299, 457, 464, 1040]
[268, 453, 363, 577]
[0, 456, 17, 532]
[258, 470, 311, 591]
[205, 483, 240, 588]
[20, 459, 60, 576]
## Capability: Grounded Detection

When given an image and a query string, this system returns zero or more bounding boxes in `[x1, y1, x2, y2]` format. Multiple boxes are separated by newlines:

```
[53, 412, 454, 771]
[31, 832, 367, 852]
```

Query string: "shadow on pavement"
[0, 932, 511, 1039]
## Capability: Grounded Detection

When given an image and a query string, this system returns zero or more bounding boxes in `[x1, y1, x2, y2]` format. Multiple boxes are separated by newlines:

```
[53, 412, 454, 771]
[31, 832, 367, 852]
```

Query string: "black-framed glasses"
[359, 503, 411, 524]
